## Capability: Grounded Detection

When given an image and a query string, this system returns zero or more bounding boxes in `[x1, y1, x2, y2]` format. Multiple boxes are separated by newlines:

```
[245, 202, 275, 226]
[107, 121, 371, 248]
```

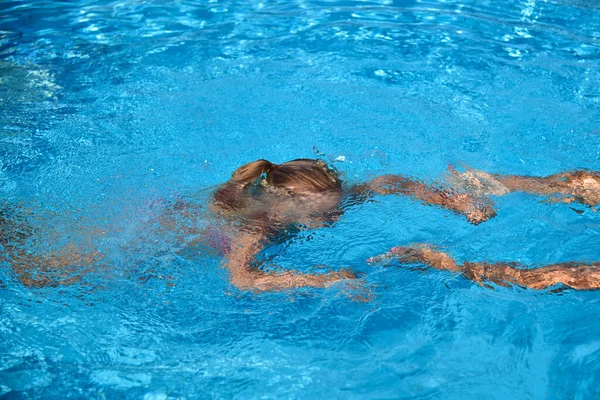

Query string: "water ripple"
[1, 0, 600, 398]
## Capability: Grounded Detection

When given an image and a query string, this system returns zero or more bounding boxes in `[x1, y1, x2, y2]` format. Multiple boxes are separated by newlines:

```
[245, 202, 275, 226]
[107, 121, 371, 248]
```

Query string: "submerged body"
[2, 158, 600, 292]
[209, 159, 600, 292]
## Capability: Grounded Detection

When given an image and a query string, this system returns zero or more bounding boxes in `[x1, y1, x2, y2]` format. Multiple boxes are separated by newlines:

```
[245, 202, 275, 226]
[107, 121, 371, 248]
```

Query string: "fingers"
[367, 245, 460, 271]
[442, 191, 497, 224]
[341, 280, 374, 302]
[321, 268, 363, 289]
[324, 268, 362, 282]
[366, 247, 411, 264]
[455, 193, 496, 224]
[444, 166, 510, 197]
[366, 244, 432, 265]
[553, 170, 600, 208]
[365, 253, 390, 264]
[337, 268, 362, 280]
[465, 202, 497, 225]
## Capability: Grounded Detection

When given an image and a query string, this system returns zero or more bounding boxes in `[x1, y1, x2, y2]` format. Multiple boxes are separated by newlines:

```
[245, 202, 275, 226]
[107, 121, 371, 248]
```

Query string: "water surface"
[1, 0, 600, 398]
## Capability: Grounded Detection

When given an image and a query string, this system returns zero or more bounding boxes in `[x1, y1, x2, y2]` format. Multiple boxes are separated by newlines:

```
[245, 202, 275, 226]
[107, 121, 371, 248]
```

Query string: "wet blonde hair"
[214, 159, 342, 211]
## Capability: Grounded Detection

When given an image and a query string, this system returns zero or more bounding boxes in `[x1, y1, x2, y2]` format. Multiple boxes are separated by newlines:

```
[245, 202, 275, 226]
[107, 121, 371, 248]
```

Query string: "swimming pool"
[1, 0, 599, 397]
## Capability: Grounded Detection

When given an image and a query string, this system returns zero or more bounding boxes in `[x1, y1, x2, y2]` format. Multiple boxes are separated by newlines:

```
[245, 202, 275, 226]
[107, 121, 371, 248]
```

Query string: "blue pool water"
[1, 0, 600, 398]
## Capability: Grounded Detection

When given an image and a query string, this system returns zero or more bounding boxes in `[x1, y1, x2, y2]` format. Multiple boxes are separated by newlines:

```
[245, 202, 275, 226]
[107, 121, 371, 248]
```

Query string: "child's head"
[213, 158, 343, 212]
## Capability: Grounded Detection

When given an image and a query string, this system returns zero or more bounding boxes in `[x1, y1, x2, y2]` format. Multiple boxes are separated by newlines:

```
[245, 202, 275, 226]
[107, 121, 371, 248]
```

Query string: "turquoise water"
[1, 0, 600, 398]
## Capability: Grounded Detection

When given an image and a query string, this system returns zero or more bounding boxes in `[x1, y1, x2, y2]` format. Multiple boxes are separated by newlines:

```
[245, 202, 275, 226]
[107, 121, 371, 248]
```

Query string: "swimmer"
[2, 158, 600, 291]
[208, 159, 600, 291]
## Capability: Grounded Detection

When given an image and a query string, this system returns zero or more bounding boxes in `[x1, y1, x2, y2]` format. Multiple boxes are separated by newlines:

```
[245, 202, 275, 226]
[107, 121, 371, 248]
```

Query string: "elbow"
[228, 269, 272, 291]
[229, 273, 257, 291]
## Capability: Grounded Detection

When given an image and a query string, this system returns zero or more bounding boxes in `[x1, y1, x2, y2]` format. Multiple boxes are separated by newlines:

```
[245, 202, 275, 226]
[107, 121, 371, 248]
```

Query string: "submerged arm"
[493, 170, 600, 208]
[353, 174, 496, 224]
[368, 245, 600, 291]
[224, 230, 356, 291]
[449, 168, 600, 209]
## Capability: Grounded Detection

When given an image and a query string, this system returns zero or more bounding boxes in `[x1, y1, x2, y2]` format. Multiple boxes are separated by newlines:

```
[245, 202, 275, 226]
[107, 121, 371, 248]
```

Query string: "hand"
[559, 171, 600, 209]
[323, 268, 361, 285]
[367, 244, 461, 272]
[440, 192, 496, 225]
[325, 268, 372, 302]
[446, 166, 510, 197]
[464, 197, 497, 224]
[367, 244, 430, 265]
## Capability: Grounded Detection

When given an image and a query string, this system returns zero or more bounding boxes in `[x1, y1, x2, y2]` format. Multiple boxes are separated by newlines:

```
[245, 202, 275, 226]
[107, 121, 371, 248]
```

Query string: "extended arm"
[223, 229, 356, 291]
[354, 175, 496, 224]
[449, 168, 600, 209]
[368, 245, 600, 290]
[494, 170, 600, 208]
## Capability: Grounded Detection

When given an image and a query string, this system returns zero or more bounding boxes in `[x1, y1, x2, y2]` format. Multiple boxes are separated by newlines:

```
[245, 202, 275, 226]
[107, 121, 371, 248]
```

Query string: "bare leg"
[1, 206, 104, 287]
[368, 245, 600, 291]
[9, 244, 104, 287]
[355, 175, 496, 225]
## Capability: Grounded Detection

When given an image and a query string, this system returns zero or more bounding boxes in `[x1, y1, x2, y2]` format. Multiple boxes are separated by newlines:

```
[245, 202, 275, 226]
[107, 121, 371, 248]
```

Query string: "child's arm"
[223, 229, 357, 291]
[368, 245, 600, 290]
[353, 175, 496, 225]
[450, 169, 600, 209]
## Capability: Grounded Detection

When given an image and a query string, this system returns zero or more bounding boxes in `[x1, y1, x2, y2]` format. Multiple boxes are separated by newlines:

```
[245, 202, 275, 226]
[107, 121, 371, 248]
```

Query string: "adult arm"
[368, 245, 600, 290]
[450, 169, 600, 209]
[353, 175, 496, 224]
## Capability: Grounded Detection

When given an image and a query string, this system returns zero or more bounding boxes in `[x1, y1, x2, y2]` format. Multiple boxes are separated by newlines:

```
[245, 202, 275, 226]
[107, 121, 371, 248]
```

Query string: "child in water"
[2, 158, 599, 291]
[209, 159, 600, 291]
